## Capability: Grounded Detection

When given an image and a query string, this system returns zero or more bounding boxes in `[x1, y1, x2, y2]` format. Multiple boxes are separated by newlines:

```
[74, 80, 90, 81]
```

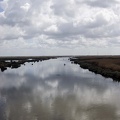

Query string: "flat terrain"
[0, 55, 120, 81]
[0, 56, 57, 60]
[70, 56, 120, 81]
[0, 56, 56, 72]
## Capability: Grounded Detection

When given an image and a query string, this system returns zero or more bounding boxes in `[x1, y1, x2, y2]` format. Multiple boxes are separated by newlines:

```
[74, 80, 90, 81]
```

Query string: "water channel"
[0, 58, 120, 120]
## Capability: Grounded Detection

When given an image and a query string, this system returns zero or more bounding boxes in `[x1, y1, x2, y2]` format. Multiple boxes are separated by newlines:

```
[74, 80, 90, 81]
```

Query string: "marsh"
[0, 58, 120, 120]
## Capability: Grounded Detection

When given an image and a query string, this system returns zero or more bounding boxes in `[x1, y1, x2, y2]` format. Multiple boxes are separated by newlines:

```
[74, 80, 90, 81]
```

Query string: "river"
[0, 58, 120, 120]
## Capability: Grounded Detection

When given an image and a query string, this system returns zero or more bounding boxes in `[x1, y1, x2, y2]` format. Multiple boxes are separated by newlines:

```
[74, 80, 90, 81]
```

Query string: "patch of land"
[0, 56, 56, 72]
[1, 55, 120, 81]
[70, 56, 120, 81]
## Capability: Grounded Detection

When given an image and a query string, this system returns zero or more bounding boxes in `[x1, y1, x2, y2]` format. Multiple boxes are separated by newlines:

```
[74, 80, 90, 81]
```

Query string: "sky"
[0, 0, 120, 56]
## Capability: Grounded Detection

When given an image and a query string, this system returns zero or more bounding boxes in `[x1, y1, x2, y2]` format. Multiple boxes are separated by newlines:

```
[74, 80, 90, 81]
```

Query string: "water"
[0, 58, 120, 120]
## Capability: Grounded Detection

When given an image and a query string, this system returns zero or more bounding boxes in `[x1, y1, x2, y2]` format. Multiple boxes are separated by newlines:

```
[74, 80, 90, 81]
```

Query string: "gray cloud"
[51, 0, 76, 17]
[77, 0, 119, 8]
[0, 0, 120, 55]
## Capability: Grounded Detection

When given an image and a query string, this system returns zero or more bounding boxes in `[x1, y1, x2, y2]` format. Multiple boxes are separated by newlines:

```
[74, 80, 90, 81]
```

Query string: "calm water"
[0, 58, 120, 120]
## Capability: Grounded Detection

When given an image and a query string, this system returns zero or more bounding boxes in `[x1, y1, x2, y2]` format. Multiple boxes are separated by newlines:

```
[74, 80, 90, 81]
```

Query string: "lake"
[0, 57, 120, 120]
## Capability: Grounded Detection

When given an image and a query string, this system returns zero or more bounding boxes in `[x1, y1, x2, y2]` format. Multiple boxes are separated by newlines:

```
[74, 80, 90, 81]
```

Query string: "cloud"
[0, 25, 25, 40]
[0, 0, 120, 55]
[20, 3, 30, 12]
[51, 0, 76, 17]
[77, 0, 120, 8]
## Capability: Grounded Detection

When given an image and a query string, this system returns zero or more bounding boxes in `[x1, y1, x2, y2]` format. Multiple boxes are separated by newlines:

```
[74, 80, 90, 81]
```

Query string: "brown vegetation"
[70, 56, 120, 81]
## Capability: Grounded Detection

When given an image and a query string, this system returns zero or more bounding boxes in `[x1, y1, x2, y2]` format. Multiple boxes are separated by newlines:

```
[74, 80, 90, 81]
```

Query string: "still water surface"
[0, 58, 120, 120]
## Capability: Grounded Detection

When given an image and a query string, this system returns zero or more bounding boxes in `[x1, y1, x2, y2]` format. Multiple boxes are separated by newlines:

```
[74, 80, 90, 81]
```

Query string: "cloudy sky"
[0, 0, 120, 56]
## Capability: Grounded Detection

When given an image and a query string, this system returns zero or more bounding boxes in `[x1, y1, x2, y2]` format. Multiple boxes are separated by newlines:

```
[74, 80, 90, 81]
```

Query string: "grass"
[70, 56, 120, 81]
[0, 56, 56, 72]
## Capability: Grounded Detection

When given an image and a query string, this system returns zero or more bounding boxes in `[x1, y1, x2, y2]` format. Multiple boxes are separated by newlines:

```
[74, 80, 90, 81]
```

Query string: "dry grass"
[86, 59, 120, 72]
[75, 56, 120, 72]
[70, 56, 120, 81]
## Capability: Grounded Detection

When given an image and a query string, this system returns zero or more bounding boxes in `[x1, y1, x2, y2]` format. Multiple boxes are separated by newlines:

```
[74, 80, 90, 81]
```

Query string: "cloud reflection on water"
[0, 58, 120, 120]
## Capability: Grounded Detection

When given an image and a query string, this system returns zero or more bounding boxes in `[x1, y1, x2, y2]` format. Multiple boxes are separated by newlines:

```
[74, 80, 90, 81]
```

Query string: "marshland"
[0, 56, 120, 120]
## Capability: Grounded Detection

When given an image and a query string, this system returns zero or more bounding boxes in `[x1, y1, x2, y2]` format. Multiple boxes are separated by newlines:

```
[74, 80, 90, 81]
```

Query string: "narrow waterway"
[0, 58, 120, 120]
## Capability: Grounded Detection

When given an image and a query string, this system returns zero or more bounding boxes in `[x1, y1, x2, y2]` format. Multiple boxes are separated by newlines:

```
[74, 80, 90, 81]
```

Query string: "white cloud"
[0, 0, 120, 55]
[0, 25, 25, 40]
[20, 3, 30, 12]
[45, 25, 58, 33]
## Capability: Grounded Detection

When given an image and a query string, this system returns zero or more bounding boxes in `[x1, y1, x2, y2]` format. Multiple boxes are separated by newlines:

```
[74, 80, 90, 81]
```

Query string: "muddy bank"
[70, 56, 120, 81]
[0, 56, 56, 72]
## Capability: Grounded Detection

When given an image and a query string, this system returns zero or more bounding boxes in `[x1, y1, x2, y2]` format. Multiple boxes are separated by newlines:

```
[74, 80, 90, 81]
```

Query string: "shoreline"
[0, 56, 120, 81]
[70, 56, 120, 81]
[0, 56, 56, 72]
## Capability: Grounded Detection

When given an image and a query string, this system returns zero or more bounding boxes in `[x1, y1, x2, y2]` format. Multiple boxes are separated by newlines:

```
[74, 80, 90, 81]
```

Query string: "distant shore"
[0, 56, 56, 72]
[0, 55, 120, 81]
[0, 56, 58, 60]
[70, 56, 120, 81]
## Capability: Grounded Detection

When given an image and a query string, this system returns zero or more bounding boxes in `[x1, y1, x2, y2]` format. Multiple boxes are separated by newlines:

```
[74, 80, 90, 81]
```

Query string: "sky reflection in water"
[0, 58, 120, 120]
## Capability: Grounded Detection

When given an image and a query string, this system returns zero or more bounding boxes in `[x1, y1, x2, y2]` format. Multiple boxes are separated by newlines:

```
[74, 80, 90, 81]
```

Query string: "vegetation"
[70, 56, 120, 81]
[0, 56, 56, 72]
